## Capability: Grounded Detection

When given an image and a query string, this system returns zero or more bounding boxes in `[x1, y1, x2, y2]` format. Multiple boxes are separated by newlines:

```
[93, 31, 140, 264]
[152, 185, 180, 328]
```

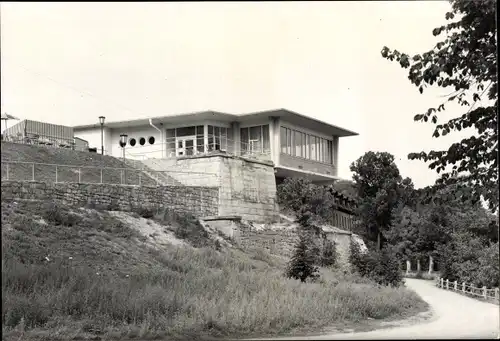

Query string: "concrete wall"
[1, 180, 219, 217]
[142, 154, 279, 222]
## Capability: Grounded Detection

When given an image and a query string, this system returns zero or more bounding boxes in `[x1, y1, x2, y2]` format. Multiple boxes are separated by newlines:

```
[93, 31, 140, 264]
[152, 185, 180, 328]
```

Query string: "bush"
[134, 207, 155, 219]
[156, 208, 211, 248]
[277, 178, 334, 221]
[350, 241, 403, 287]
[41, 203, 82, 227]
[320, 240, 337, 267]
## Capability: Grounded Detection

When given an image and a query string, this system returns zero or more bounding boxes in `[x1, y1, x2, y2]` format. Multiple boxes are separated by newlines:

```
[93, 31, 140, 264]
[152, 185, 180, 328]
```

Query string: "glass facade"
[280, 126, 333, 164]
[240, 124, 270, 154]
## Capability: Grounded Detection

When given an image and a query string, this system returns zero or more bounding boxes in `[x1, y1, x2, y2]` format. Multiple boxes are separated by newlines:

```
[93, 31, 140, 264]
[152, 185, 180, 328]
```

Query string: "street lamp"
[99, 116, 105, 155]
[119, 134, 128, 162]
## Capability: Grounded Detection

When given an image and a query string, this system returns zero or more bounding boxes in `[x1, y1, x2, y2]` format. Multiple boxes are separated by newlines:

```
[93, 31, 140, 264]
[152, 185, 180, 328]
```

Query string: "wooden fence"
[435, 277, 499, 304]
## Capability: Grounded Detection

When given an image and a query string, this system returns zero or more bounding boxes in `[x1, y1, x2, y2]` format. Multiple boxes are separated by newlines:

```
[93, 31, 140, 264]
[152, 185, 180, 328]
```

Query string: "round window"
[139, 137, 146, 146]
[148, 136, 155, 145]
[129, 138, 136, 147]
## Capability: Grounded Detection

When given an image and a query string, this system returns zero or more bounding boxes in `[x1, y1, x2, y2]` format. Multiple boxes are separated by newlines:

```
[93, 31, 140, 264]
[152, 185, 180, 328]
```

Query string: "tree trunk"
[406, 260, 411, 274]
[417, 259, 421, 273]
[377, 232, 381, 250]
[428, 255, 434, 274]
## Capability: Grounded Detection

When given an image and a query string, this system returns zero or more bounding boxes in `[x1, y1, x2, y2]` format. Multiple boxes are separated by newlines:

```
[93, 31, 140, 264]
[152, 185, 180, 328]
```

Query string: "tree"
[381, 0, 498, 211]
[277, 178, 334, 221]
[331, 179, 358, 201]
[285, 231, 320, 283]
[350, 152, 403, 250]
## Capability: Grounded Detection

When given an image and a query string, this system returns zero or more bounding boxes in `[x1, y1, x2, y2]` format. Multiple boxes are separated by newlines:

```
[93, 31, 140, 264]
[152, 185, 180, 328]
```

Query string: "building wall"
[1, 180, 219, 217]
[142, 154, 279, 222]
[279, 154, 338, 177]
[110, 125, 163, 160]
[74, 127, 112, 155]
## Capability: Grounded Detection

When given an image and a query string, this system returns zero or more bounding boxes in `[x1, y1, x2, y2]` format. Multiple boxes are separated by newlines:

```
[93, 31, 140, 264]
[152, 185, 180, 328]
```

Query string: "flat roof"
[73, 108, 358, 137]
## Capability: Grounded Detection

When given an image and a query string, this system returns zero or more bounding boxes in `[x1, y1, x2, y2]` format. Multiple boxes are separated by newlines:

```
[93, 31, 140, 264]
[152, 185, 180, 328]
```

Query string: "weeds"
[2, 199, 428, 340]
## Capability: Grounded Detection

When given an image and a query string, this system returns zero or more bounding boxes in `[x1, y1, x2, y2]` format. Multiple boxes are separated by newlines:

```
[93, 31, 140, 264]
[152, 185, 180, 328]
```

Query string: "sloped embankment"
[2, 199, 428, 341]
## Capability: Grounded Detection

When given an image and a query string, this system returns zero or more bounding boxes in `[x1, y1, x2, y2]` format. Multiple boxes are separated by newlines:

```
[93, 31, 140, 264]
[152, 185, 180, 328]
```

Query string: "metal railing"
[122, 136, 272, 161]
[435, 277, 499, 304]
[1, 161, 217, 187]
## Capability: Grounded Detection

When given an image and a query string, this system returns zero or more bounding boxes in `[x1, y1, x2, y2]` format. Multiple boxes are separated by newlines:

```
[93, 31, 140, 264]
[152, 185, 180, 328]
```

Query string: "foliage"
[41, 202, 82, 227]
[381, 0, 498, 211]
[350, 151, 408, 249]
[331, 179, 358, 201]
[319, 239, 338, 268]
[285, 232, 320, 283]
[277, 177, 335, 221]
[350, 240, 404, 287]
[155, 208, 212, 248]
[437, 231, 499, 288]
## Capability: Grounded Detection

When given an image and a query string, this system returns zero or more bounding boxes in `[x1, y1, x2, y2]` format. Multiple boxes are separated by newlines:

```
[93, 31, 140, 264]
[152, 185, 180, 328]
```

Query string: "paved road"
[259, 279, 500, 340]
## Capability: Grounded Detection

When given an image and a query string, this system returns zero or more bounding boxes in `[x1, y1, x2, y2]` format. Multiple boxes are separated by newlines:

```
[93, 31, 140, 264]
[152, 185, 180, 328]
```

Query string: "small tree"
[285, 232, 320, 283]
[320, 239, 338, 267]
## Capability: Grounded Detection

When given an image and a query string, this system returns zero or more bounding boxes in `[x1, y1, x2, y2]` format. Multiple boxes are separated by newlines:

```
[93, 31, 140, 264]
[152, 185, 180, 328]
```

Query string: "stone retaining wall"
[1, 181, 219, 217]
[237, 222, 353, 269]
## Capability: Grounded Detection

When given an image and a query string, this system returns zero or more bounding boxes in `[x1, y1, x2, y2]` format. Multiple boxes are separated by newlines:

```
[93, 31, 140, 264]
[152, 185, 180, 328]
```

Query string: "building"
[73, 108, 358, 185]
[3, 119, 76, 149]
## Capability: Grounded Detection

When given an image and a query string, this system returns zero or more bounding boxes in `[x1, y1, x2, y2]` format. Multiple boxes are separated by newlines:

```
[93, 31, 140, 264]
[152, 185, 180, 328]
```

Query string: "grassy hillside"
[1, 199, 428, 341]
[1, 142, 157, 186]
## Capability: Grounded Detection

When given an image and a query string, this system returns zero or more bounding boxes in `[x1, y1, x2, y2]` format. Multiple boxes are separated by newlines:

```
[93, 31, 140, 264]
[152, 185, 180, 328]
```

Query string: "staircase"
[120, 157, 184, 187]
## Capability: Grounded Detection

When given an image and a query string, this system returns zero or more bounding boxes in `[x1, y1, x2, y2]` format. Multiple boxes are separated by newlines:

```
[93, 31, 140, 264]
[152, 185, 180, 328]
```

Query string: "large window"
[280, 126, 333, 164]
[241, 124, 270, 154]
[208, 125, 228, 151]
[166, 125, 204, 157]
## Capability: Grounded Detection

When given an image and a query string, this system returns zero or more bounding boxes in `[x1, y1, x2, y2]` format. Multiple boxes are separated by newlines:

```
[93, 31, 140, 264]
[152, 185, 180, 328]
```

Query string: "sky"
[0, 1, 482, 188]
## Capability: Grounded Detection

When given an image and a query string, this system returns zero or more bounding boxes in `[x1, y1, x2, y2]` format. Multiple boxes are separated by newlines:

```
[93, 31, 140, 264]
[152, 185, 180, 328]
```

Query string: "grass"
[1, 141, 158, 186]
[2, 199, 429, 341]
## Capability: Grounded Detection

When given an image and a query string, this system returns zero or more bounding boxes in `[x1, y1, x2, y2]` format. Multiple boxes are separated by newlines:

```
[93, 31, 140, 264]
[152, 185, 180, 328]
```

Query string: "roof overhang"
[73, 108, 359, 137]
[73, 110, 236, 130]
[239, 108, 358, 137]
[275, 165, 341, 183]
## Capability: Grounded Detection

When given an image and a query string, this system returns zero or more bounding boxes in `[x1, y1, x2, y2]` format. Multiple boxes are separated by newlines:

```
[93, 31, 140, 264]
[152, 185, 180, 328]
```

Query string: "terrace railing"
[1, 161, 217, 187]
[435, 276, 499, 304]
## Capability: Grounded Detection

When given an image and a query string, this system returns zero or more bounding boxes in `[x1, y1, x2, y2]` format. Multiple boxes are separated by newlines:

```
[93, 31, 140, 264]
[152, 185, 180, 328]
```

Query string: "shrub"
[320, 239, 337, 267]
[41, 203, 82, 227]
[156, 208, 211, 248]
[285, 232, 320, 283]
[277, 178, 334, 221]
[350, 241, 403, 287]
[134, 207, 155, 219]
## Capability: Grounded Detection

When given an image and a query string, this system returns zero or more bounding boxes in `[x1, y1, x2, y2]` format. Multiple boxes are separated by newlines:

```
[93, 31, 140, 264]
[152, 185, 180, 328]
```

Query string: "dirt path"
[259, 279, 500, 340]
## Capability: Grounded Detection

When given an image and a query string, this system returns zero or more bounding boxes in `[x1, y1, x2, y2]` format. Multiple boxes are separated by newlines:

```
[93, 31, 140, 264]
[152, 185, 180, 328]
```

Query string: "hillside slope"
[1, 142, 157, 186]
[1, 199, 428, 341]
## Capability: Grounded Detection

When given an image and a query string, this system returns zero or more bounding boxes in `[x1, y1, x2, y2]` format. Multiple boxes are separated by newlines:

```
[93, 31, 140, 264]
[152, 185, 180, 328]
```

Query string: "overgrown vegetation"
[2, 199, 428, 340]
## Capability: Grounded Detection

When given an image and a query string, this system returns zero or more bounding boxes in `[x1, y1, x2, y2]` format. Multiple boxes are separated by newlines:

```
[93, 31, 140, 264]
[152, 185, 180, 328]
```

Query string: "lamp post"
[119, 134, 128, 162]
[99, 116, 105, 155]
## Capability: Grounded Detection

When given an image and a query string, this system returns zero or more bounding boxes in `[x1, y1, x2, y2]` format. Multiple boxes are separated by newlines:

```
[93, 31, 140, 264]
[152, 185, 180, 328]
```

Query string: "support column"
[428, 255, 434, 274]
[271, 116, 281, 166]
[230, 121, 240, 155]
[333, 136, 339, 177]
